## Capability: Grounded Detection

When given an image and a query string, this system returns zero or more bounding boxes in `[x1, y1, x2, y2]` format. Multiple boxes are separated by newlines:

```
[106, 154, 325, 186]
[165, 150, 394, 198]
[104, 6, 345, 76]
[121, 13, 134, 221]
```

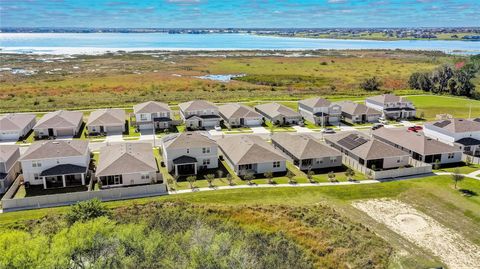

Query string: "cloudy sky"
[0, 0, 478, 28]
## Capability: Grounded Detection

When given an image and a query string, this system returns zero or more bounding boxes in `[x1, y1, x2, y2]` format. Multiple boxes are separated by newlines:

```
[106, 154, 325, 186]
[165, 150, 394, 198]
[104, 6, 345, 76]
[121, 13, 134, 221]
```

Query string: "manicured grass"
[408, 95, 480, 120]
[264, 121, 296, 132]
[435, 163, 480, 175]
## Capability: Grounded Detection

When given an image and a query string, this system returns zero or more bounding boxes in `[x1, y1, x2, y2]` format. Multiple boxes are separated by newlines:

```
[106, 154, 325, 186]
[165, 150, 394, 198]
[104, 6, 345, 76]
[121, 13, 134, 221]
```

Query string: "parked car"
[322, 128, 335, 134]
[214, 125, 222, 131]
[408, 125, 423, 132]
[372, 123, 384, 130]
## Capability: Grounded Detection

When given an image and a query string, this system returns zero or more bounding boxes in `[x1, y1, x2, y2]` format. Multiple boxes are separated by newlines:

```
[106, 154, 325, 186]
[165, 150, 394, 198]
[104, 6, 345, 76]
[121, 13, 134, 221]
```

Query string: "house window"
[273, 161, 280, 168]
[141, 173, 150, 180]
[203, 159, 210, 165]
[240, 164, 253, 170]
[330, 157, 336, 163]
[140, 114, 147, 121]
[186, 149, 190, 154]
[32, 161, 42, 168]
[448, 153, 455, 159]
[34, 173, 40, 180]
[202, 147, 210, 154]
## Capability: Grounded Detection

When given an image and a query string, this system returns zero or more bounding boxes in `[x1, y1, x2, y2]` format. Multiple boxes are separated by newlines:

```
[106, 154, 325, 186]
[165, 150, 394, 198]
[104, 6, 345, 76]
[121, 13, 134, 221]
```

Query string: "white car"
[214, 125, 222, 131]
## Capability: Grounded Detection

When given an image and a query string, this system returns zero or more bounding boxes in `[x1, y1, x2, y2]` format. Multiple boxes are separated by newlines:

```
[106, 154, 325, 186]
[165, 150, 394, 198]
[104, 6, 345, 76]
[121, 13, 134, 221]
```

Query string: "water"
[195, 74, 246, 82]
[0, 33, 479, 55]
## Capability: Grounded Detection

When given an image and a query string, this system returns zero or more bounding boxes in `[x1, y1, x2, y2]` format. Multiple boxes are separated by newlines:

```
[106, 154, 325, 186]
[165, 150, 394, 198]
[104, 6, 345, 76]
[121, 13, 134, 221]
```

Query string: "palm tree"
[264, 171, 274, 184]
[307, 170, 316, 183]
[186, 175, 197, 190]
[243, 172, 255, 185]
[345, 168, 355, 181]
[451, 168, 465, 189]
[204, 174, 215, 188]
[286, 171, 296, 184]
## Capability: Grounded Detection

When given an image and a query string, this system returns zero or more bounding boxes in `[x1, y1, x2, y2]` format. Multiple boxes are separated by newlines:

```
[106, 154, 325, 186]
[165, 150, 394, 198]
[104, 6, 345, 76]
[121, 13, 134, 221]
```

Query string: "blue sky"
[0, 0, 479, 28]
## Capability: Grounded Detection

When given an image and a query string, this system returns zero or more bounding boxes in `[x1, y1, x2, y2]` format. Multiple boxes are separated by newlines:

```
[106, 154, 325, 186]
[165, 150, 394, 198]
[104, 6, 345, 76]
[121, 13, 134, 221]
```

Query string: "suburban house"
[178, 100, 222, 129]
[33, 110, 83, 138]
[133, 101, 172, 130]
[0, 113, 36, 141]
[0, 145, 21, 193]
[271, 133, 342, 170]
[96, 143, 159, 188]
[365, 94, 416, 120]
[298, 97, 341, 126]
[373, 127, 462, 164]
[161, 132, 218, 176]
[325, 131, 409, 170]
[217, 135, 286, 176]
[254, 102, 302, 125]
[335, 101, 382, 124]
[20, 140, 90, 189]
[219, 103, 263, 127]
[423, 118, 480, 156]
[86, 108, 126, 135]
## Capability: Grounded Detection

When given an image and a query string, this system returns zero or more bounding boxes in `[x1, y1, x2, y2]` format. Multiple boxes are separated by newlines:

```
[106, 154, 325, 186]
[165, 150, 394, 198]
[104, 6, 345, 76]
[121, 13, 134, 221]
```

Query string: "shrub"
[65, 199, 109, 225]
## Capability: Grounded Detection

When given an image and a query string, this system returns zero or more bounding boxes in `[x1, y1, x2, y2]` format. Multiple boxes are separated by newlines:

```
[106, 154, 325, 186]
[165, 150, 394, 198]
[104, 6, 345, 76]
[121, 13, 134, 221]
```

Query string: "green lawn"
[408, 95, 480, 120]
[435, 163, 480, 174]
[264, 121, 296, 132]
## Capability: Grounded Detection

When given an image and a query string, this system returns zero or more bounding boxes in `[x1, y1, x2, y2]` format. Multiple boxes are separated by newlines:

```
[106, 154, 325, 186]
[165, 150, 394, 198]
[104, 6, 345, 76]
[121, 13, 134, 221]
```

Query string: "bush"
[65, 199, 109, 225]
[360, 76, 382, 91]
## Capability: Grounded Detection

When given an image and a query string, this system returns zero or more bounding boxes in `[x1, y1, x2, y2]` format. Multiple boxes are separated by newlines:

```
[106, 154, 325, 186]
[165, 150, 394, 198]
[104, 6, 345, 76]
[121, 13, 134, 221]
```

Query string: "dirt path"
[353, 199, 480, 269]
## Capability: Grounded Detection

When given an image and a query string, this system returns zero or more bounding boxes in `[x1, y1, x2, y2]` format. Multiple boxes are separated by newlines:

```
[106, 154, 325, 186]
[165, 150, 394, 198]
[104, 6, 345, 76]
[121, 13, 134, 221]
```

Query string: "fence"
[462, 154, 480, 165]
[342, 155, 432, 180]
[1, 183, 168, 212]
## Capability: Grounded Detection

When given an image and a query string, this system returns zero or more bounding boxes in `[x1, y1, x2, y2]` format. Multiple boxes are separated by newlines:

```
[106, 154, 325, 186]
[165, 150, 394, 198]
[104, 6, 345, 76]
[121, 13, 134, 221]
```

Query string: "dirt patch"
[353, 199, 480, 269]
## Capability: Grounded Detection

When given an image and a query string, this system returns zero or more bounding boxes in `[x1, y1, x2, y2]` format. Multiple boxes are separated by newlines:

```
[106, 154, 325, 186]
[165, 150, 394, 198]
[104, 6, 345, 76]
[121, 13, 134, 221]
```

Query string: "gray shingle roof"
[96, 143, 157, 177]
[217, 135, 286, 165]
[178, 100, 218, 112]
[325, 131, 408, 160]
[133, 101, 170, 114]
[428, 118, 480, 133]
[335, 101, 381, 116]
[21, 140, 89, 160]
[87, 109, 125, 126]
[0, 145, 19, 163]
[254, 102, 301, 118]
[34, 110, 83, 129]
[298, 97, 331, 108]
[0, 113, 36, 132]
[219, 103, 262, 120]
[40, 164, 87, 177]
[162, 132, 216, 149]
[366, 94, 411, 104]
[271, 133, 341, 160]
[373, 128, 460, 155]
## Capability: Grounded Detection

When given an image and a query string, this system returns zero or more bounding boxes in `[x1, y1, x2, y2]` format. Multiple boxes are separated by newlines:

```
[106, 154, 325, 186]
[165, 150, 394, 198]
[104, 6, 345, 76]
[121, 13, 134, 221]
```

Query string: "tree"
[264, 171, 274, 184]
[186, 175, 197, 190]
[286, 171, 296, 184]
[345, 168, 355, 182]
[65, 199, 109, 225]
[243, 172, 255, 185]
[465, 155, 472, 167]
[451, 169, 465, 189]
[433, 159, 441, 170]
[217, 169, 224, 179]
[327, 171, 336, 182]
[307, 170, 316, 183]
[360, 76, 382, 91]
[226, 173, 234, 186]
[204, 174, 215, 188]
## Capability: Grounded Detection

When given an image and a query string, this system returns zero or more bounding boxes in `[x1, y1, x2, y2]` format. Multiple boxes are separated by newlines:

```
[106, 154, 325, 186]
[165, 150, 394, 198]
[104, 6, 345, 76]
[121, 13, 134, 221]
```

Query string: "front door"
[114, 175, 122, 185]
[100, 126, 105, 133]
[198, 120, 202, 127]
[240, 118, 245, 125]
[48, 128, 54, 137]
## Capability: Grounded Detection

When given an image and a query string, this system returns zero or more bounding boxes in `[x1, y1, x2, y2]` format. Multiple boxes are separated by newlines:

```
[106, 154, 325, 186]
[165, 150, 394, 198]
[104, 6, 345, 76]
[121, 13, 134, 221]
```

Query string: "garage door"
[106, 125, 124, 133]
[246, 119, 262, 126]
[56, 128, 74, 136]
[0, 132, 20, 141]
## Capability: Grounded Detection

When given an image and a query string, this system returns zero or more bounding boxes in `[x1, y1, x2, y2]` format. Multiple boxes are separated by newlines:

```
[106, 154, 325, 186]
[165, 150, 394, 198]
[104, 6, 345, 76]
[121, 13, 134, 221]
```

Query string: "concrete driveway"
[250, 126, 270, 134]
[105, 132, 124, 142]
[292, 126, 313, 133]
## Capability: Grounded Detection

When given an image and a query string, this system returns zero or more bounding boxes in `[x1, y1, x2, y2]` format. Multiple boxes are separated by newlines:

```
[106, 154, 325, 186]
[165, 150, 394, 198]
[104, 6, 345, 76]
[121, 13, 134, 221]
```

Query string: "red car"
[408, 126, 423, 132]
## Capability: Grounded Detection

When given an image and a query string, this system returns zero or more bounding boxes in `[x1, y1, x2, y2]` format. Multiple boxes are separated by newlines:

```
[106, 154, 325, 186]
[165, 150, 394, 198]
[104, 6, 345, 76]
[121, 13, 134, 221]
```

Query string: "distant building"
[254, 102, 302, 125]
[86, 109, 126, 135]
[335, 101, 381, 124]
[33, 110, 83, 138]
[178, 100, 222, 129]
[365, 94, 416, 120]
[133, 101, 172, 130]
[219, 103, 262, 127]
[298, 97, 341, 126]
[0, 113, 36, 141]
[0, 145, 21, 193]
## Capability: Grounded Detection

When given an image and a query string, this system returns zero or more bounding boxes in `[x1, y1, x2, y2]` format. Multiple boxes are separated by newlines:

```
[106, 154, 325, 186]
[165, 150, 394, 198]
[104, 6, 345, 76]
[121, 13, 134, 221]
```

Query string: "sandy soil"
[353, 199, 480, 269]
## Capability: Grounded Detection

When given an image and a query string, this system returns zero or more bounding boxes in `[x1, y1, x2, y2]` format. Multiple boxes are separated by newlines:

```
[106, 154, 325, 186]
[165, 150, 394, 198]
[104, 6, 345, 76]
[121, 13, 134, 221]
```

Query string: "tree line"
[408, 56, 480, 98]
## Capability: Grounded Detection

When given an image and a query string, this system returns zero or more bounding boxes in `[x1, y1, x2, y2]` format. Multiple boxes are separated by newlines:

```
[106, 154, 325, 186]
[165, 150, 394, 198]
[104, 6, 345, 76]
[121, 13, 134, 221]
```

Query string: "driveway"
[292, 126, 313, 133]
[0, 140, 17, 145]
[250, 126, 270, 134]
[105, 132, 124, 142]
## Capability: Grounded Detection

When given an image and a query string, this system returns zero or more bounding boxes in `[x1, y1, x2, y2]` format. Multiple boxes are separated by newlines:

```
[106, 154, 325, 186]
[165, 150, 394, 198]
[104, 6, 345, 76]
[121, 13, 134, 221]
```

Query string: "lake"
[0, 33, 479, 55]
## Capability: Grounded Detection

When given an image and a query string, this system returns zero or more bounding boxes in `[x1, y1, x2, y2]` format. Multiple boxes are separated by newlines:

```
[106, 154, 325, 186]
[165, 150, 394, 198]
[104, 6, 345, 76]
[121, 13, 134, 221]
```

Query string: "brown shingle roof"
[367, 94, 411, 104]
[336, 101, 381, 116]
[219, 103, 262, 120]
[21, 140, 89, 160]
[217, 135, 286, 165]
[0, 113, 36, 132]
[271, 133, 341, 160]
[133, 101, 170, 114]
[428, 118, 480, 133]
[87, 109, 125, 126]
[34, 110, 83, 129]
[178, 100, 218, 112]
[96, 143, 157, 177]
[373, 128, 460, 155]
[298, 97, 331, 108]
[0, 145, 19, 163]
[254, 102, 301, 118]
[162, 131, 216, 149]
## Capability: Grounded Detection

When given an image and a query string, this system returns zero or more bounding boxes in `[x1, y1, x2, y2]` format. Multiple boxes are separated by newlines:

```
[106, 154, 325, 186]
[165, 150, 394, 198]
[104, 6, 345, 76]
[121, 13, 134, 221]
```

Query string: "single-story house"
[424, 118, 480, 156]
[271, 133, 342, 170]
[0, 145, 21, 193]
[219, 103, 263, 127]
[373, 127, 462, 164]
[298, 97, 341, 126]
[161, 132, 218, 176]
[0, 113, 36, 141]
[178, 100, 222, 129]
[96, 143, 159, 188]
[335, 101, 382, 124]
[133, 101, 172, 130]
[254, 102, 302, 125]
[217, 135, 287, 176]
[20, 140, 90, 189]
[86, 108, 126, 135]
[365, 94, 416, 120]
[33, 110, 83, 138]
[325, 131, 409, 170]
